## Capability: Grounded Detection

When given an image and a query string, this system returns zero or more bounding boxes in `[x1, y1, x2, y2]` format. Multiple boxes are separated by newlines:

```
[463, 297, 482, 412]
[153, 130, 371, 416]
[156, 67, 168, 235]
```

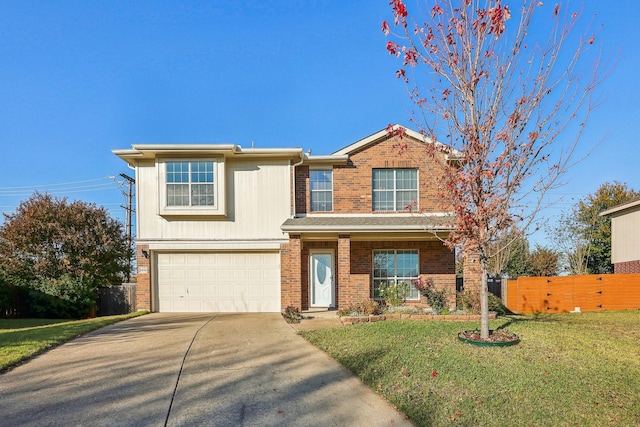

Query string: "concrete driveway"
[0, 313, 413, 426]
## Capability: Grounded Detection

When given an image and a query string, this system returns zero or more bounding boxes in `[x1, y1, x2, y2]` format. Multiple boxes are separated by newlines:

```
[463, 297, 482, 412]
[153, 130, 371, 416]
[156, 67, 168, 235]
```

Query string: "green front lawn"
[301, 310, 640, 427]
[0, 311, 148, 372]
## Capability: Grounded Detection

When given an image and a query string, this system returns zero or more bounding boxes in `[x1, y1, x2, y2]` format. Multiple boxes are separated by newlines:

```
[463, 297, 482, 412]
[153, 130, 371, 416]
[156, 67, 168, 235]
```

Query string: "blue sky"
[0, 1, 638, 246]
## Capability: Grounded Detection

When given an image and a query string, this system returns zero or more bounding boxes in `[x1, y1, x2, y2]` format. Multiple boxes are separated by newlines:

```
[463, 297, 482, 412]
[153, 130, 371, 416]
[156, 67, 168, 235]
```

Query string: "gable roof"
[332, 124, 463, 161]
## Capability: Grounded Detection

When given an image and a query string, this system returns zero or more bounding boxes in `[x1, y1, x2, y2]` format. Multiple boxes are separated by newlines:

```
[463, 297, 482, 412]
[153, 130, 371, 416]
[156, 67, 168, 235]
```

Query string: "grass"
[0, 311, 148, 372]
[300, 310, 640, 427]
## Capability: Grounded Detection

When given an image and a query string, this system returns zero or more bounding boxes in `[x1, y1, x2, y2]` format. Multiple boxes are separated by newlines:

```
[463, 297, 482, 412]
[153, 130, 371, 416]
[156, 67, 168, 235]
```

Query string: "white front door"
[310, 251, 334, 307]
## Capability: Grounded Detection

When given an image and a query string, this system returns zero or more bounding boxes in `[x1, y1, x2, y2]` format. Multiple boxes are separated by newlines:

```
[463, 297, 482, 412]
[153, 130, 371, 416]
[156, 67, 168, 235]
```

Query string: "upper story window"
[310, 170, 333, 212]
[158, 157, 225, 216]
[372, 168, 418, 212]
[166, 161, 215, 207]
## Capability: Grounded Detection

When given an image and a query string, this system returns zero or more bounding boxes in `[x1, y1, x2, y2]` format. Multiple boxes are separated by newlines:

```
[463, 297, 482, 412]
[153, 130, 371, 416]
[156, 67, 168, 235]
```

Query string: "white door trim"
[309, 250, 335, 307]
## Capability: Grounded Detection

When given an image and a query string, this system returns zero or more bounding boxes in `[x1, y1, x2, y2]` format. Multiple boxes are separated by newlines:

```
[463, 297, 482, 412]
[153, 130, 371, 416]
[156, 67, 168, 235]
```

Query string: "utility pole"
[119, 173, 135, 282]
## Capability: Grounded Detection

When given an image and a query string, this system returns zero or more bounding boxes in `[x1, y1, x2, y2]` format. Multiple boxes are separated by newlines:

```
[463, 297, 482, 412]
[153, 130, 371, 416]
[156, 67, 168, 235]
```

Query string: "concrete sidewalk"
[0, 313, 413, 426]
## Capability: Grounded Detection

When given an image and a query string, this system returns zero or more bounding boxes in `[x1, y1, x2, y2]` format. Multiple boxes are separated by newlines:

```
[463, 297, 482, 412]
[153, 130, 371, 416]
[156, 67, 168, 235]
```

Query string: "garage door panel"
[157, 252, 280, 313]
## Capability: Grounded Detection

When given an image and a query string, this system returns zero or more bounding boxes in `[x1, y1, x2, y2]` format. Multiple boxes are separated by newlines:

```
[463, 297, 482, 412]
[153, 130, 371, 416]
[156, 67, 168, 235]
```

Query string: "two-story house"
[114, 125, 459, 313]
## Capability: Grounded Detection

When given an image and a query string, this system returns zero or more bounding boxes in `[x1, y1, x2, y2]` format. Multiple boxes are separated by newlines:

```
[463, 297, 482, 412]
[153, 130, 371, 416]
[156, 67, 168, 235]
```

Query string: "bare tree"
[547, 209, 590, 275]
[384, 0, 605, 339]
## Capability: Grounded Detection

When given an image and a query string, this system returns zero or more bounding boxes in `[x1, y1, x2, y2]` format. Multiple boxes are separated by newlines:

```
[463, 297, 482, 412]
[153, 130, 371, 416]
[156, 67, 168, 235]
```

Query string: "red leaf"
[381, 20, 390, 35]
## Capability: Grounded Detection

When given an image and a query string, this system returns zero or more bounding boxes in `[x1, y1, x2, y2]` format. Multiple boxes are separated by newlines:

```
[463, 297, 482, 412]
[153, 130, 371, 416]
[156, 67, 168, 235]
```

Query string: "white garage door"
[156, 252, 281, 313]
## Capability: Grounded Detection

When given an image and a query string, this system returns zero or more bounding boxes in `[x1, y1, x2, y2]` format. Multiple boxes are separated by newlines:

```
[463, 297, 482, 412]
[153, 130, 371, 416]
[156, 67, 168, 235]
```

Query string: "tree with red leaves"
[383, 0, 606, 339]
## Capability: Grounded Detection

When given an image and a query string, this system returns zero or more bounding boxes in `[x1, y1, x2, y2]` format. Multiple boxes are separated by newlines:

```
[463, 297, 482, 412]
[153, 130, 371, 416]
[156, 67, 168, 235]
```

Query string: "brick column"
[281, 235, 302, 310]
[337, 234, 351, 307]
[136, 244, 151, 311]
[463, 249, 482, 292]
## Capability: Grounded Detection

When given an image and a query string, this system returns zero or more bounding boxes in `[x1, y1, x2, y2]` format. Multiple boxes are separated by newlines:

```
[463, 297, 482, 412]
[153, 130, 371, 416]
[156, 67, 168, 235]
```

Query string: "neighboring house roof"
[281, 215, 455, 234]
[600, 197, 640, 217]
[332, 124, 463, 161]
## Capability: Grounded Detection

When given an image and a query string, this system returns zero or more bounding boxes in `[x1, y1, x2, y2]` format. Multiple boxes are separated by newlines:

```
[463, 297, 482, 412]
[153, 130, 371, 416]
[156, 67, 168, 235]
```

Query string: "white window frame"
[157, 157, 226, 216]
[372, 249, 420, 300]
[310, 169, 333, 212]
[372, 168, 418, 212]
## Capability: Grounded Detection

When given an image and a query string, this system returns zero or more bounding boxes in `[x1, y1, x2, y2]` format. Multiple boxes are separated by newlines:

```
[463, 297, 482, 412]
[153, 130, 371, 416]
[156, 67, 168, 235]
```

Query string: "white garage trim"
[155, 252, 281, 313]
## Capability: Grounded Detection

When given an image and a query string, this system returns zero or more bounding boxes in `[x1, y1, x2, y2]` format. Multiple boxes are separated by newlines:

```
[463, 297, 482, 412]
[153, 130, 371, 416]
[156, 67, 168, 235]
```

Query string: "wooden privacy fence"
[506, 274, 640, 314]
[96, 284, 137, 316]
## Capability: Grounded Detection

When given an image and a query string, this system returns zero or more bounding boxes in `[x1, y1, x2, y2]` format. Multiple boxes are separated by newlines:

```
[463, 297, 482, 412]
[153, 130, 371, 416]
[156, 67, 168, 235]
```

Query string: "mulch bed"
[458, 329, 519, 343]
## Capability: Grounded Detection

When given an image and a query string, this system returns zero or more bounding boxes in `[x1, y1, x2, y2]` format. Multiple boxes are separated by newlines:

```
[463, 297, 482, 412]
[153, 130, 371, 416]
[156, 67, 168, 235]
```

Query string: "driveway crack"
[164, 314, 217, 427]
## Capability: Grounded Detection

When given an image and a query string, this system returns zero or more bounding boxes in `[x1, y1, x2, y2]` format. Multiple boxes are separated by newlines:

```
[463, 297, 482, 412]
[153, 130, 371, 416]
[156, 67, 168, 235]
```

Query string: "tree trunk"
[479, 263, 490, 339]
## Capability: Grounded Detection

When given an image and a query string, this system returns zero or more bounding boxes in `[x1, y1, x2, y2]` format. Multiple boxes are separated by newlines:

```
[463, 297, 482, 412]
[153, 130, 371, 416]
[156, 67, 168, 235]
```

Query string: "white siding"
[136, 158, 291, 242]
[611, 208, 640, 263]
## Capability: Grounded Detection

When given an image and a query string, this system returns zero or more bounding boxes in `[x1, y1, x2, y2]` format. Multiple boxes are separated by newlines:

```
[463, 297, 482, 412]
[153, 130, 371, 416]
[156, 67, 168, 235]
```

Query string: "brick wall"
[282, 237, 456, 310]
[294, 165, 309, 215]
[463, 249, 482, 292]
[294, 134, 451, 216]
[614, 260, 640, 274]
[136, 244, 151, 311]
[280, 235, 302, 310]
[351, 240, 456, 308]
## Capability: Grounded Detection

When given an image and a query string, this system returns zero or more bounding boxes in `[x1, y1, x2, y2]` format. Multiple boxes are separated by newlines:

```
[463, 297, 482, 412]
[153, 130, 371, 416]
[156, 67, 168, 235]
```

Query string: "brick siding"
[282, 132, 465, 311]
[136, 244, 151, 311]
[614, 260, 640, 274]
[295, 134, 451, 216]
[282, 236, 456, 310]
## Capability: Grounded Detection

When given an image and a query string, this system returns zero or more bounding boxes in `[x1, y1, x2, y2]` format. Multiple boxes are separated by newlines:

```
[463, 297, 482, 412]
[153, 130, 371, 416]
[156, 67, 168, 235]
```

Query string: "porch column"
[463, 249, 482, 293]
[281, 234, 302, 310]
[337, 234, 351, 307]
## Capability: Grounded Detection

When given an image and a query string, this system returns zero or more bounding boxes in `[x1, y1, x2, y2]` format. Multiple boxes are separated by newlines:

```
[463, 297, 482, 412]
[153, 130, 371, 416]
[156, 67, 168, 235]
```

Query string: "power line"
[0, 176, 124, 197]
[0, 177, 113, 191]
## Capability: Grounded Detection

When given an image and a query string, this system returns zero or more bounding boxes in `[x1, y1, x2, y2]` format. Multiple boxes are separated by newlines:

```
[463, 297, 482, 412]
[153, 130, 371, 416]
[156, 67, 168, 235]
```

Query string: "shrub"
[24, 274, 96, 319]
[337, 300, 382, 317]
[425, 288, 449, 314]
[378, 281, 411, 307]
[282, 305, 301, 323]
[412, 277, 449, 314]
[0, 272, 13, 317]
[457, 289, 480, 314]
[488, 293, 512, 315]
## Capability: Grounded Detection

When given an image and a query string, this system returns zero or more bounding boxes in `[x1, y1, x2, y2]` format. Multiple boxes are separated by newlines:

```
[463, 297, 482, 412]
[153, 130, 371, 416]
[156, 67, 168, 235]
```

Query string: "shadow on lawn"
[495, 313, 559, 331]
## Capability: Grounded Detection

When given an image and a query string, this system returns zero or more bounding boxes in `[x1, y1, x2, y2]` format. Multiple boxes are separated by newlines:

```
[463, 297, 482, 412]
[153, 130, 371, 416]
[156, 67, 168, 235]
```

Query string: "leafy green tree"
[528, 245, 559, 276]
[576, 182, 639, 274]
[0, 193, 129, 317]
[485, 228, 530, 278]
[503, 234, 531, 278]
[551, 182, 639, 274]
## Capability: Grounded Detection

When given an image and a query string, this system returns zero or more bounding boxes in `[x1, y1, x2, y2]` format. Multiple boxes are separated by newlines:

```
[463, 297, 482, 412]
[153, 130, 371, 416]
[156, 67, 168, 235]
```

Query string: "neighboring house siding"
[614, 260, 640, 274]
[609, 208, 640, 265]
